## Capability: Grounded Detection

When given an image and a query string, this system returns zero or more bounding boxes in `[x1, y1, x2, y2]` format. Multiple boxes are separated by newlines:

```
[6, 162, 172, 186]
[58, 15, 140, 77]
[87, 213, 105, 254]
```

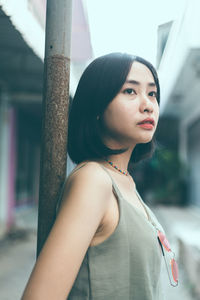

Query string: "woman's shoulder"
[59, 160, 112, 202]
[56, 160, 113, 216]
[68, 160, 111, 183]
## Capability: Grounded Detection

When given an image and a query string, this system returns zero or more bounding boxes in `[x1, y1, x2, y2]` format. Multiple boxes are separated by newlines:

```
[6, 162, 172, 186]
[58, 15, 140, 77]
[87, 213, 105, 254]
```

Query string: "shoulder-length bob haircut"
[67, 52, 160, 171]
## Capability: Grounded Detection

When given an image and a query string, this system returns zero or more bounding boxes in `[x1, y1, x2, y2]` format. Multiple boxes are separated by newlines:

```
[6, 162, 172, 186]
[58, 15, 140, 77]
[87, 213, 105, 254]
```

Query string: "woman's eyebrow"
[125, 79, 156, 87]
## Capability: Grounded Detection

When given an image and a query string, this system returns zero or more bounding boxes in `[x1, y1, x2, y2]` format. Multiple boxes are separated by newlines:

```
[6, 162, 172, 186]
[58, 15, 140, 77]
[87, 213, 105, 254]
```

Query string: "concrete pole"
[37, 0, 72, 257]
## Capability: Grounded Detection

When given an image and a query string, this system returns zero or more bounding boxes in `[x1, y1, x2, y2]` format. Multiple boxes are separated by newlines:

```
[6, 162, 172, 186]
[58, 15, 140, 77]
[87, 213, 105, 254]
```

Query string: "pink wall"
[6, 108, 16, 229]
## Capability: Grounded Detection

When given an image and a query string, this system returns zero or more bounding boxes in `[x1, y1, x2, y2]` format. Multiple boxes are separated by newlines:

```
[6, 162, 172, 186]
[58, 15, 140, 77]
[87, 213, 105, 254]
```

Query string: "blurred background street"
[1, 0, 200, 299]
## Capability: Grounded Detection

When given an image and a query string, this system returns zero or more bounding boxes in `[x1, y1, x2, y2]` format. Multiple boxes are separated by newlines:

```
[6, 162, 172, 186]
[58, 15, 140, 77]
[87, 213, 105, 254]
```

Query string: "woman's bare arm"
[21, 162, 111, 300]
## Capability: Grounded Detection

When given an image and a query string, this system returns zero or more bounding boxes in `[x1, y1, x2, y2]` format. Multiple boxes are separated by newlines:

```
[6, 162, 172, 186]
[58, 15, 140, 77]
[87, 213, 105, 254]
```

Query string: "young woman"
[22, 53, 178, 300]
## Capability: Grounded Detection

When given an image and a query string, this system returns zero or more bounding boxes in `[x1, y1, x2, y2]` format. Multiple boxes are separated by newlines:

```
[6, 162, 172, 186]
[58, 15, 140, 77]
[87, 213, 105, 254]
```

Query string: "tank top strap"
[70, 162, 122, 195]
[95, 163, 124, 201]
[72, 161, 124, 201]
[56, 161, 124, 216]
[56, 163, 90, 215]
[96, 163, 155, 226]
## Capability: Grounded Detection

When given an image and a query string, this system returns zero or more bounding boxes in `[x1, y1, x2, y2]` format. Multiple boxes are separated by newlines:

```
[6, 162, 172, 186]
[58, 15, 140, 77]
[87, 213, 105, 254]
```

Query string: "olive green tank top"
[56, 162, 166, 300]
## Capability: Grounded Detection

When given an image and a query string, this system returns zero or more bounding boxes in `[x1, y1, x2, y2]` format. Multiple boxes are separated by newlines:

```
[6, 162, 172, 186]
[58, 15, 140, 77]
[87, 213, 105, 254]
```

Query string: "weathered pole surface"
[37, 0, 72, 257]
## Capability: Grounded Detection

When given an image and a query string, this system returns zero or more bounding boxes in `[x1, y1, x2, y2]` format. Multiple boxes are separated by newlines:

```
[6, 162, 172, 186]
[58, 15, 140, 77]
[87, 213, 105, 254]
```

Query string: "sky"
[85, 0, 188, 66]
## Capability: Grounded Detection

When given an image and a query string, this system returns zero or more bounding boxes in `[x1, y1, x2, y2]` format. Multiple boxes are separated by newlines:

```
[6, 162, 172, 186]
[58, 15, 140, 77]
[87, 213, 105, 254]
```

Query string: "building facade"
[0, 0, 93, 238]
[157, 0, 200, 207]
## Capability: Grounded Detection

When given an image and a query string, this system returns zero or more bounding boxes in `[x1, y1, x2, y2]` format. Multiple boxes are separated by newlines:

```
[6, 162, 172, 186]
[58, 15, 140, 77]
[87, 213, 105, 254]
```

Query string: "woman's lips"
[137, 123, 154, 130]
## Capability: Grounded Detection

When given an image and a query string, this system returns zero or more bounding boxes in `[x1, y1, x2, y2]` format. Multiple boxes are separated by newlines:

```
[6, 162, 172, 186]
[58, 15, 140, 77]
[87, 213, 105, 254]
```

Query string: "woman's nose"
[140, 95, 154, 113]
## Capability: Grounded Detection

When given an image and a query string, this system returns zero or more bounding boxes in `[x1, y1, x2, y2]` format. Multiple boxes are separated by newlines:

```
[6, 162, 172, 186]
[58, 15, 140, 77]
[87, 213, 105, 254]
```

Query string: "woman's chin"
[137, 135, 154, 144]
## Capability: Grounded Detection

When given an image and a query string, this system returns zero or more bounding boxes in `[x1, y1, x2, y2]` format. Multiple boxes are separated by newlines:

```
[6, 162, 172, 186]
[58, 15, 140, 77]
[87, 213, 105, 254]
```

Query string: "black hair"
[67, 52, 160, 172]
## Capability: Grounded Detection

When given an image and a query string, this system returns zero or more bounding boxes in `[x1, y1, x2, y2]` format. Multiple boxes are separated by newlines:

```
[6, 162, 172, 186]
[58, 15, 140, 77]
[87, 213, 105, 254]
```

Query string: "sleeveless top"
[56, 162, 166, 300]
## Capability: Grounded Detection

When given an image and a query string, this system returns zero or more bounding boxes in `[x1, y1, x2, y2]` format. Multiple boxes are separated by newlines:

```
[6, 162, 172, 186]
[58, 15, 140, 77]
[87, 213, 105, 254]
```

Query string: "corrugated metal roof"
[0, 7, 43, 93]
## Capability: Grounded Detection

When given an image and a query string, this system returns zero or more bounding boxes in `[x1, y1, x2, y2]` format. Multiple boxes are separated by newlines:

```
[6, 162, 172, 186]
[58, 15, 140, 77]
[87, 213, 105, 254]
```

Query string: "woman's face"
[101, 61, 160, 148]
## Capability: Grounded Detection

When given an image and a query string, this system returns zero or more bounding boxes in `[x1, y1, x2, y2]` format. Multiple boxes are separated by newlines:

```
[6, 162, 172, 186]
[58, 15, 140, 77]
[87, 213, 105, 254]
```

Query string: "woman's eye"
[149, 91, 157, 97]
[124, 88, 136, 95]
